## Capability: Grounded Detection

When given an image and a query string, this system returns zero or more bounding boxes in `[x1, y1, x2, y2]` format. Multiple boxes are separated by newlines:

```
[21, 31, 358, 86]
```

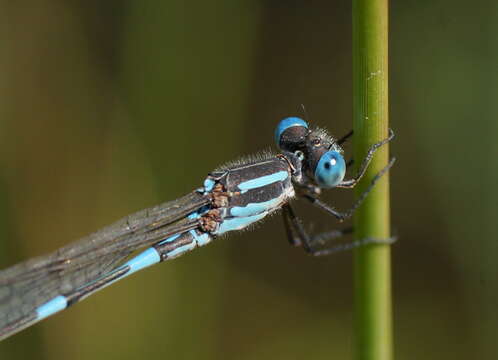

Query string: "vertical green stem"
[352, 1, 392, 360]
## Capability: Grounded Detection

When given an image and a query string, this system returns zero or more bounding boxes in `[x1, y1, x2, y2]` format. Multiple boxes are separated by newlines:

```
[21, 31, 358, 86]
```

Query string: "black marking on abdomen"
[153, 233, 196, 261]
[65, 266, 130, 307]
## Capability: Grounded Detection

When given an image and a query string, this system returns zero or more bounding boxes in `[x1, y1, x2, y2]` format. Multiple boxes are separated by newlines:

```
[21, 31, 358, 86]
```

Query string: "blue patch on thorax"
[237, 171, 288, 191]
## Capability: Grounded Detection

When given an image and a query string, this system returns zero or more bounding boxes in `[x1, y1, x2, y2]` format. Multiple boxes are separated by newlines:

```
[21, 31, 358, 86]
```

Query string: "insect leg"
[336, 129, 394, 188]
[305, 157, 395, 221]
[281, 204, 302, 246]
[282, 204, 358, 255]
[310, 235, 397, 257]
[337, 130, 354, 146]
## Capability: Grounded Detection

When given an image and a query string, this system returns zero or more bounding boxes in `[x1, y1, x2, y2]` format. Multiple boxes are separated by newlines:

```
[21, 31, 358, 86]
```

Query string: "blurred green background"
[0, 1, 496, 359]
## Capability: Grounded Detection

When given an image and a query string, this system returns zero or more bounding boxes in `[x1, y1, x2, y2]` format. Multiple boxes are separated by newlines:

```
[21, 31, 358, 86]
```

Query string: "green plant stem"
[352, 0, 392, 360]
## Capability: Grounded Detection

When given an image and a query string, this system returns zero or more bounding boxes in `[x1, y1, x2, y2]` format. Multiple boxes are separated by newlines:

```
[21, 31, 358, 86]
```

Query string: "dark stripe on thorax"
[218, 158, 290, 193]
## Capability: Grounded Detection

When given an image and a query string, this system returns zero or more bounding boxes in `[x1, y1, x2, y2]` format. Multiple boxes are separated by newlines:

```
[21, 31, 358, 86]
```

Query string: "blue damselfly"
[0, 117, 394, 340]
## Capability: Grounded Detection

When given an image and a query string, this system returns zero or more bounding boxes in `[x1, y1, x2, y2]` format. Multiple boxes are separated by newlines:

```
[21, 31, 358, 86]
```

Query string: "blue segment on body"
[36, 296, 68, 320]
[158, 233, 181, 245]
[230, 197, 282, 217]
[203, 178, 215, 192]
[188, 207, 210, 220]
[216, 213, 267, 234]
[237, 171, 288, 191]
[124, 248, 161, 275]
[274, 117, 308, 145]
[190, 229, 211, 246]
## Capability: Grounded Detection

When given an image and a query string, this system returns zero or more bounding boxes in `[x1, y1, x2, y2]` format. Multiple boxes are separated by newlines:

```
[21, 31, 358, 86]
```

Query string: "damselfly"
[0, 117, 394, 340]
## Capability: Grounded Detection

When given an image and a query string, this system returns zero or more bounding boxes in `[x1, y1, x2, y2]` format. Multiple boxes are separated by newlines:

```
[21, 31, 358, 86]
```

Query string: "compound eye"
[314, 151, 346, 188]
[274, 117, 309, 151]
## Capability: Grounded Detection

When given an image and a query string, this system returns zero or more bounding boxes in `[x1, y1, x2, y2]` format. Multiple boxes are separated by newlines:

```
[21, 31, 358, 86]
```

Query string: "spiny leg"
[282, 204, 302, 246]
[282, 204, 352, 255]
[304, 157, 395, 221]
[337, 130, 353, 146]
[336, 128, 394, 188]
[282, 204, 397, 256]
[310, 235, 397, 257]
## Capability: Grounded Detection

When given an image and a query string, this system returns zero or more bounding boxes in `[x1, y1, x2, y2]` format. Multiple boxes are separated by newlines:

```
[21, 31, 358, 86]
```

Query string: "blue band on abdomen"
[36, 296, 68, 320]
[125, 248, 161, 275]
[190, 229, 211, 246]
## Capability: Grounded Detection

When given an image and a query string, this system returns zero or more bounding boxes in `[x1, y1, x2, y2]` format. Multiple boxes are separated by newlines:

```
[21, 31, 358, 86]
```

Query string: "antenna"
[299, 103, 310, 123]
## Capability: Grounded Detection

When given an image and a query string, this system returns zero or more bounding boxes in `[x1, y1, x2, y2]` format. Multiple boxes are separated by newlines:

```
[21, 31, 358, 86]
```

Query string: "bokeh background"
[0, 1, 496, 359]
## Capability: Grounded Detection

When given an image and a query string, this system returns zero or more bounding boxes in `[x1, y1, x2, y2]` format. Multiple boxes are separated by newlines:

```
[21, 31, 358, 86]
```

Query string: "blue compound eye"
[274, 117, 309, 151]
[314, 151, 346, 188]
